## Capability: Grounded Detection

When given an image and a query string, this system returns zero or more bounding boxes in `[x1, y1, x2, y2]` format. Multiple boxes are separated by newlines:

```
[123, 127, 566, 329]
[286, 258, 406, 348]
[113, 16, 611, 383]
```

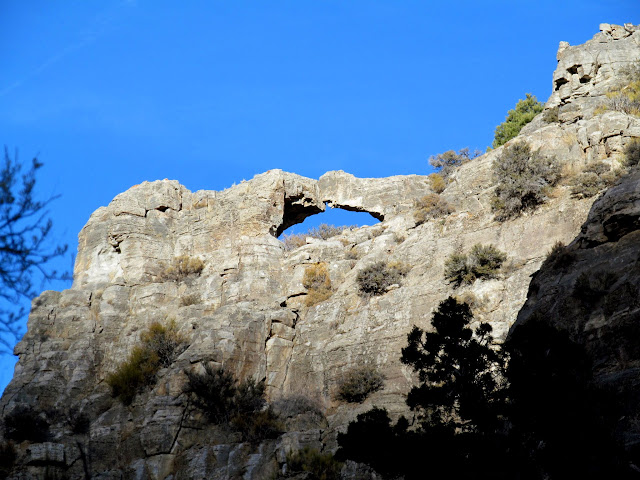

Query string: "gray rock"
[1, 23, 639, 480]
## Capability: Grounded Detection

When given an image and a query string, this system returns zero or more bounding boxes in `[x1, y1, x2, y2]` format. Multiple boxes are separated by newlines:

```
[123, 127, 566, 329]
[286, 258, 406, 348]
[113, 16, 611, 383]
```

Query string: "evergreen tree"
[400, 297, 506, 433]
[492, 93, 543, 148]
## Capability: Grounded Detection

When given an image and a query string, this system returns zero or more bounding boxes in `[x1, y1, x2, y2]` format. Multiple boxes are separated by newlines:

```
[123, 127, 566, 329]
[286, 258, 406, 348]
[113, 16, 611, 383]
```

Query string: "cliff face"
[1, 24, 639, 479]
[513, 168, 640, 454]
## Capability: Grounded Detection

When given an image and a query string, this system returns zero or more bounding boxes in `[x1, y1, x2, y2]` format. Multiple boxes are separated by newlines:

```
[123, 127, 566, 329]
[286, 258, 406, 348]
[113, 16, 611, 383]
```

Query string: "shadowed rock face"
[511, 169, 640, 453]
[1, 24, 639, 480]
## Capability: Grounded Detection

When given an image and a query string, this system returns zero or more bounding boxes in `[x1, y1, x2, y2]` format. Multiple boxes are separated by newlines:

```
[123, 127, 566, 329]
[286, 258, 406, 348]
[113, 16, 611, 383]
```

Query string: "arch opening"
[278, 203, 381, 240]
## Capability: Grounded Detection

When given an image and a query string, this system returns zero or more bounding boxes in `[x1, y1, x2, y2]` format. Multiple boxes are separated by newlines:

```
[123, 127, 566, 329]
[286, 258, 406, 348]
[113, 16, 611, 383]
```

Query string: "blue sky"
[0, 1, 637, 392]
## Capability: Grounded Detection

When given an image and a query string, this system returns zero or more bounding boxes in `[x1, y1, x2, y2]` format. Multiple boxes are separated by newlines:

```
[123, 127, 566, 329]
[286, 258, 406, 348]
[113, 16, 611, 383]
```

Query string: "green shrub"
[303, 263, 332, 307]
[429, 148, 480, 178]
[285, 447, 343, 480]
[140, 320, 187, 367]
[429, 173, 446, 193]
[107, 321, 186, 404]
[492, 93, 544, 148]
[444, 244, 506, 287]
[624, 139, 640, 168]
[356, 261, 409, 296]
[492, 142, 560, 221]
[336, 366, 385, 403]
[107, 346, 160, 405]
[414, 193, 454, 225]
[163, 255, 205, 281]
[282, 224, 355, 251]
[3, 406, 50, 442]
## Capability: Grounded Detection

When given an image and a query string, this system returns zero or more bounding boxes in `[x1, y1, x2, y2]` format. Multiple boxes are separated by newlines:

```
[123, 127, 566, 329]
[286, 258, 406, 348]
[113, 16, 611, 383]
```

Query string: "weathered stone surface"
[1, 24, 639, 480]
[512, 168, 640, 451]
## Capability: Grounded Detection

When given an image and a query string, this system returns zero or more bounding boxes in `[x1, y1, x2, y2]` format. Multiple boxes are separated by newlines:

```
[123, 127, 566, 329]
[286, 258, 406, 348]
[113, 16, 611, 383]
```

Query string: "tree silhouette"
[401, 297, 506, 433]
[0, 147, 68, 354]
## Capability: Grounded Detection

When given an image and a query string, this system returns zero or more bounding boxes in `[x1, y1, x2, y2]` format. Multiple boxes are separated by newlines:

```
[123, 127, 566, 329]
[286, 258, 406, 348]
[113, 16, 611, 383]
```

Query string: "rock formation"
[1, 24, 639, 479]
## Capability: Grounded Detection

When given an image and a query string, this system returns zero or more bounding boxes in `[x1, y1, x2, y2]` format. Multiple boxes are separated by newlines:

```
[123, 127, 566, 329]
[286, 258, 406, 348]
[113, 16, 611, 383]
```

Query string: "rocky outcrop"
[1, 24, 639, 479]
[512, 168, 640, 453]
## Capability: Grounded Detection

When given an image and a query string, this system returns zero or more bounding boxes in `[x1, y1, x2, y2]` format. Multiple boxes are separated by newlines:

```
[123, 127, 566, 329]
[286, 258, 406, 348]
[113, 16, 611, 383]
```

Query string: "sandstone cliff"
[1, 24, 639, 479]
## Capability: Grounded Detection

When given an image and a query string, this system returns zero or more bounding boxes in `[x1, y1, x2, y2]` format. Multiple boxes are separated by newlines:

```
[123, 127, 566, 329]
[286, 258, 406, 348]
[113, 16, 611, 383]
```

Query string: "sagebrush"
[414, 193, 454, 225]
[303, 263, 332, 307]
[603, 61, 640, 116]
[624, 139, 640, 168]
[336, 365, 385, 403]
[492, 142, 560, 220]
[444, 244, 506, 287]
[184, 363, 283, 442]
[429, 173, 446, 193]
[356, 261, 409, 296]
[570, 161, 619, 198]
[162, 255, 205, 281]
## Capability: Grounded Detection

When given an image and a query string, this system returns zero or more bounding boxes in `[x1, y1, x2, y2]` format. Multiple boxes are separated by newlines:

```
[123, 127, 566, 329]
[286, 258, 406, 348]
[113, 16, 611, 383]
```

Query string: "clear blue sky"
[0, 1, 637, 392]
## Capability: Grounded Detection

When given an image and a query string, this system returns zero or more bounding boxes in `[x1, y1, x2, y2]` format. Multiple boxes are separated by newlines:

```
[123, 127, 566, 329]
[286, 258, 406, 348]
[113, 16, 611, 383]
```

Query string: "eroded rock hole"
[554, 77, 570, 90]
[278, 205, 381, 246]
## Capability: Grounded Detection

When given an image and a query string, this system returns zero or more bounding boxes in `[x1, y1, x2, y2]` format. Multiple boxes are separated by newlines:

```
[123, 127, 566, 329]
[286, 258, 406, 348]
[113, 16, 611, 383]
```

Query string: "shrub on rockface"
[544, 241, 576, 270]
[335, 365, 385, 403]
[162, 255, 205, 281]
[444, 244, 506, 287]
[604, 61, 640, 116]
[284, 447, 343, 480]
[429, 148, 480, 178]
[107, 321, 186, 404]
[281, 224, 355, 252]
[3, 406, 50, 443]
[570, 161, 620, 198]
[624, 139, 640, 168]
[428, 173, 446, 193]
[303, 262, 332, 307]
[492, 93, 544, 148]
[357, 261, 409, 296]
[0, 442, 16, 479]
[414, 193, 454, 225]
[184, 364, 283, 442]
[492, 142, 560, 221]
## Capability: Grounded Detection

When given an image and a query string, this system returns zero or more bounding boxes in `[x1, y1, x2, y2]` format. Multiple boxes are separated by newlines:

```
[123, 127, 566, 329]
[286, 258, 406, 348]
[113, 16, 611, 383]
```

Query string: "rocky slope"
[1, 23, 639, 479]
